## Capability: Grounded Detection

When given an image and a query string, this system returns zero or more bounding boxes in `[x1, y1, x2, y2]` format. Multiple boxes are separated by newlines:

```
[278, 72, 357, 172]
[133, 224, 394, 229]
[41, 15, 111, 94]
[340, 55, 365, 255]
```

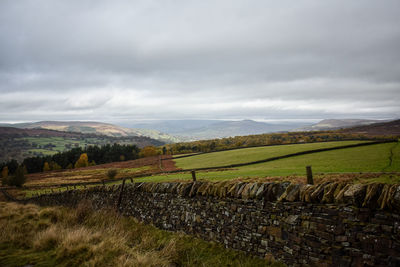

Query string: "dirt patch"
[160, 155, 180, 172]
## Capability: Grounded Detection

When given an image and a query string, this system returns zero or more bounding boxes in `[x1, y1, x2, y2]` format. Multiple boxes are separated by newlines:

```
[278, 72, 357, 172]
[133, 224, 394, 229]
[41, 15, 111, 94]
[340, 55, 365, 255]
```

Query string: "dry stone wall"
[27, 181, 400, 267]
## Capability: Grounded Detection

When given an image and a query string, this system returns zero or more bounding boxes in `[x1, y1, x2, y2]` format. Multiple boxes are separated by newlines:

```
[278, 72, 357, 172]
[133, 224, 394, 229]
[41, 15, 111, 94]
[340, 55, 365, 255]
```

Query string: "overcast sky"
[0, 0, 399, 124]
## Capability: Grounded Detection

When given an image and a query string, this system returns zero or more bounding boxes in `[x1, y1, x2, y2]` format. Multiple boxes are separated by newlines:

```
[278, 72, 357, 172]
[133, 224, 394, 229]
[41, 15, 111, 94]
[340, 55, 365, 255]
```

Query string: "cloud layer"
[1, 0, 399, 123]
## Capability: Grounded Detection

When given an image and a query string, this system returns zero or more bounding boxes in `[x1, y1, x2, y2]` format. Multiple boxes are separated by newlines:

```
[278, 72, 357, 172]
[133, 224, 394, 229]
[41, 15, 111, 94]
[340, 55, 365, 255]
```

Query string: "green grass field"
[174, 141, 370, 169]
[21, 137, 97, 154]
[136, 142, 400, 183]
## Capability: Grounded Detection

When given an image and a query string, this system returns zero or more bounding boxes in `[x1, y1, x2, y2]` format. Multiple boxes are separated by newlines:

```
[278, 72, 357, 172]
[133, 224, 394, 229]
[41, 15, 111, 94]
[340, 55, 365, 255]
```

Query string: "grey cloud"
[0, 0, 399, 122]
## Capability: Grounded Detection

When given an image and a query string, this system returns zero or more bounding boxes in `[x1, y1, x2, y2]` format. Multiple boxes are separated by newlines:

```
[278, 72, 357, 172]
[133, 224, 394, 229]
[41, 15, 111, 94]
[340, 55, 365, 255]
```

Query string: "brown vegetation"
[0, 201, 282, 267]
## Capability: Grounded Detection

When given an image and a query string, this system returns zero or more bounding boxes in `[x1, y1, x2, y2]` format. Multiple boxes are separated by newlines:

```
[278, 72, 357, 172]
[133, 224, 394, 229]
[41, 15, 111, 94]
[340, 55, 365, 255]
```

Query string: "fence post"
[191, 170, 196, 182]
[102, 180, 105, 186]
[306, 166, 314, 185]
[130, 178, 133, 183]
[117, 179, 126, 212]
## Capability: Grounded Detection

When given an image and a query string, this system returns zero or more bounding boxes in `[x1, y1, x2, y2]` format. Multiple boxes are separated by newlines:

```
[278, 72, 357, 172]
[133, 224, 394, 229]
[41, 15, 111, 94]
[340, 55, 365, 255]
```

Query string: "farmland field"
[4, 141, 400, 200]
[136, 142, 400, 183]
[174, 140, 370, 169]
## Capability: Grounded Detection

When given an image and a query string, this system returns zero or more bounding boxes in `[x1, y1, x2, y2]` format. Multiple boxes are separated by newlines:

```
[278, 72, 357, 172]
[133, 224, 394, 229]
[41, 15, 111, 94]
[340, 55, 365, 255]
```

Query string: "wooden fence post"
[191, 170, 196, 182]
[117, 179, 126, 212]
[306, 166, 314, 185]
[130, 178, 133, 183]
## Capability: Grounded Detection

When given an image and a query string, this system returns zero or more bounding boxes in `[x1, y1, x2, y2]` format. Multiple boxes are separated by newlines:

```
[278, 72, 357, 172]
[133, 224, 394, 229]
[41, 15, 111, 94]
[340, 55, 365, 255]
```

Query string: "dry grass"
[0, 201, 283, 267]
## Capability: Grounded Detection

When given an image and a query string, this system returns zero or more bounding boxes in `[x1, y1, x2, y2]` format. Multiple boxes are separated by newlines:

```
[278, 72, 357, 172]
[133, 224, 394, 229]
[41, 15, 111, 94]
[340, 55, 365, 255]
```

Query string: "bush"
[106, 169, 118, 179]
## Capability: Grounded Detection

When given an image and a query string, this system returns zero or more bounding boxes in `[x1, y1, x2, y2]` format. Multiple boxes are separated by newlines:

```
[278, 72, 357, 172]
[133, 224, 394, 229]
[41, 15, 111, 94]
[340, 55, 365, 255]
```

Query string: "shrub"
[106, 169, 118, 179]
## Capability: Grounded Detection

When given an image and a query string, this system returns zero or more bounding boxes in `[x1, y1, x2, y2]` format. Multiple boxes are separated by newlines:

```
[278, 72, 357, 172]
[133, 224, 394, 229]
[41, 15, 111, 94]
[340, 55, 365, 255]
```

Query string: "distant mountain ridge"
[161, 119, 307, 140]
[292, 119, 387, 132]
[2, 121, 180, 143]
[341, 119, 400, 136]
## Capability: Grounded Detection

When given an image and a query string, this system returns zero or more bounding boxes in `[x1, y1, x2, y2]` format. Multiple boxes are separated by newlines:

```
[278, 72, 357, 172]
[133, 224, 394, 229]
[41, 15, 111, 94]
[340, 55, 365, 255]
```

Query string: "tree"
[1, 166, 9, 186]
[43, 162, 51, 172]
[8, 165, 26, 187]
[50, 161, 62, 170]
[139, 146, 160, 158]
[74, 153, 89, 168]
[1, 166, 8, 179]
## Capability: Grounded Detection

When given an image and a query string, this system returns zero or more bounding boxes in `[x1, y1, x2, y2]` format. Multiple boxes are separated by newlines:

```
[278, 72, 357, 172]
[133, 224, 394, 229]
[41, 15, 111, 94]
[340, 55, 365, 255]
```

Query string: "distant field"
[174, 141, 370, 169]
[15, 136, 101, 158]
[137, 142, 400, 183]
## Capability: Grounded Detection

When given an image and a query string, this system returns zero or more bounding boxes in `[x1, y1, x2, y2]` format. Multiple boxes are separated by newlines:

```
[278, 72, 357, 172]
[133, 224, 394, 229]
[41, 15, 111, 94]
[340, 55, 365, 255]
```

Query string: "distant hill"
[128, 120, 222, 135]
[2, 121, 180, 143]
[341, 119, 400, 136]
[292, 119, 386, 132]
[0, 126, 164, 163]
[167, 120, 306, 140]
[0, 126, 97, 138]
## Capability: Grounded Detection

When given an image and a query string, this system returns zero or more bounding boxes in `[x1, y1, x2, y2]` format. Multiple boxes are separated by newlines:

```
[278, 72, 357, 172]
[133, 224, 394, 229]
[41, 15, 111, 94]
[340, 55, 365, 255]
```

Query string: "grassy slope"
[174, 141, 369, 169]
[136, 142, 400, 183]
[0, 202, 282, 267]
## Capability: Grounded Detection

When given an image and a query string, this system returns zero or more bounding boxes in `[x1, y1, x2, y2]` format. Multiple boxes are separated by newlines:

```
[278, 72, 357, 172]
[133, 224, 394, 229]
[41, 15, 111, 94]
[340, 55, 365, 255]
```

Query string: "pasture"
[174, 140, 370, 169]
[136, 142, 400, 183]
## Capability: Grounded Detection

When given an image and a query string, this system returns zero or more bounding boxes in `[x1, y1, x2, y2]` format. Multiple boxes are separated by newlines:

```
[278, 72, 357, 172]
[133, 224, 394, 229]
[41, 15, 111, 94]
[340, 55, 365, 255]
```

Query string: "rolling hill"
[0, 127, 164, 163]
[129, 119, 310, 140]
[2, 121, 181, 143]
[342, 119, 400, 136]
[169, 120, 306, 140]
[293, 119, 386, 132]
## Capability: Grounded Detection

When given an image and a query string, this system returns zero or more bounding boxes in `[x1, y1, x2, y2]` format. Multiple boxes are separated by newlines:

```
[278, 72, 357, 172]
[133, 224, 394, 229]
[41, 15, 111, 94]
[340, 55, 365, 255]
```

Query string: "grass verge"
[0, 201, 284, 267]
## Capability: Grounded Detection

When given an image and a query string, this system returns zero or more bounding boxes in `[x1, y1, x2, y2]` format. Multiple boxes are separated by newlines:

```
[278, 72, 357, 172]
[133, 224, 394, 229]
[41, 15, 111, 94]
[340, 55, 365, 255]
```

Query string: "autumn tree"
[1, 166, 9, 185]
[1, 166, 8, 179]
[74, 153, 89, 168]
[50, 161, 62, 170]
[43, 162, 51, 172]
[139, 146, 160, 158]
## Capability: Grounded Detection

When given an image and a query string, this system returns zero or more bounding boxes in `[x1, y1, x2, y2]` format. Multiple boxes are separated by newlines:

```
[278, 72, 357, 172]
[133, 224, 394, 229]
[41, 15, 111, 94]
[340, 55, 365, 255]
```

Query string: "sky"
[0, 0, 399, 124]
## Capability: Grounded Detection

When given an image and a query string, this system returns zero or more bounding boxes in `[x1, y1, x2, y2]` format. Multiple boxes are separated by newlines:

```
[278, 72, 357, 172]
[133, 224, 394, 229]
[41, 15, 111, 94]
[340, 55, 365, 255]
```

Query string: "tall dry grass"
[0, 201, 176, 266]
[0, 201, 283, 267]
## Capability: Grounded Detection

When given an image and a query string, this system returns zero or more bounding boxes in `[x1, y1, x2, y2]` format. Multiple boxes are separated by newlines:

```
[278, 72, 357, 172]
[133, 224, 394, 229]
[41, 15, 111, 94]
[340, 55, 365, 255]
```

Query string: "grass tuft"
[0, 201, 283, 266]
